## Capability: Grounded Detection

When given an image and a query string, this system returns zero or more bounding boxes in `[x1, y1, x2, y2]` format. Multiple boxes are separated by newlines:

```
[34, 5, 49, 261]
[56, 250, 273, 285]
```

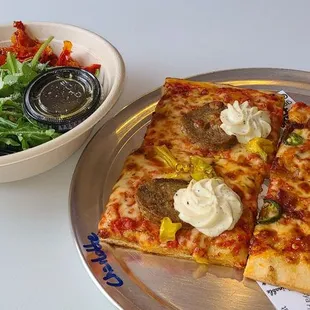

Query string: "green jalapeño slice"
[258, 199, 282, 224]
[284, 132, 304, 146]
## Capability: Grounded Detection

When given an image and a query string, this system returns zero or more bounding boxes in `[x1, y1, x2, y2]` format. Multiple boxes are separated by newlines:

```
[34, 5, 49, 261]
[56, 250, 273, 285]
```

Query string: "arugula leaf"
[0, 97, 23, 114]
[0, 116, 18, 129]
[1, 52, 39, 90]
[0, 116, 60, 150]
[19, 64, 37, 86]
[0, 137, 20, 147]
[31, 36, 54, 68]
[3, 74, 19, 85]
[0, 71, 14, 97]
[4, 52, 17, 73]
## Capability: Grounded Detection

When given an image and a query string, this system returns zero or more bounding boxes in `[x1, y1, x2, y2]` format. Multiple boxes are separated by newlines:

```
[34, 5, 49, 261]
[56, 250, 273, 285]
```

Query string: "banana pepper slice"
[159, 217, 182, 243]
[155, 146, 216, 180]
[155, 145, 190, 172]
[246, 138, 274, 161]
[190, 156, 216, 181]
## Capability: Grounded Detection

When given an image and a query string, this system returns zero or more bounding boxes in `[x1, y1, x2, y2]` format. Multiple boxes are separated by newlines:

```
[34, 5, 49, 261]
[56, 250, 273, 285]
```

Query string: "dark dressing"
[39, 78, 90, 115]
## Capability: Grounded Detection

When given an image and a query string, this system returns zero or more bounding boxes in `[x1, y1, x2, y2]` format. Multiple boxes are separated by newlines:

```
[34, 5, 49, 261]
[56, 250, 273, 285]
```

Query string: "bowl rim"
[0, 21, 125, 166]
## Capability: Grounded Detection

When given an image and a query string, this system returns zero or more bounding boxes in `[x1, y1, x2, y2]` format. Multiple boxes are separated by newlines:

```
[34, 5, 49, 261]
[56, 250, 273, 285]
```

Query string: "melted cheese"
[289, 102, 310, 124]
[187, 228, 201, 250]
[228, 144, 266, 167]
[118, 202, 141, 219]
[276, 129, 310, 181]
[215, 158, 262, 200]
[286, 180, 310, 199]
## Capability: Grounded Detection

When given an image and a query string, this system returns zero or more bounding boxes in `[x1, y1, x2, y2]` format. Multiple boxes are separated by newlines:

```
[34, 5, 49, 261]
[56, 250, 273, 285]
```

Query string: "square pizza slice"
[98, 140, 270, 268]
[99, 144, 266, 268]
[244, 102, 310, 294]
[143, 78, 284, 166]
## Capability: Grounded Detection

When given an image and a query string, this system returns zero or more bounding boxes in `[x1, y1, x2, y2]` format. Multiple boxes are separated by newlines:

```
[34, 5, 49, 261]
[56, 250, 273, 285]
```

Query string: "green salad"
[0, 37, 61, 154]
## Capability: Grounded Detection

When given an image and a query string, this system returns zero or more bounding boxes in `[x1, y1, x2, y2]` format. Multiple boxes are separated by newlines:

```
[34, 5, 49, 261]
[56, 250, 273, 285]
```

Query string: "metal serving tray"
[70, 68, 310, 310]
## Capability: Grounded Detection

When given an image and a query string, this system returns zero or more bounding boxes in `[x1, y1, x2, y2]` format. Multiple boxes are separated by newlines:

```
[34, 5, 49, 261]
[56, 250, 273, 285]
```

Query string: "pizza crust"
[102, 237, 246, 268]
[244, 252, 310, 294]
[102, 237, 192, 259]
[164, 78, 277, 95]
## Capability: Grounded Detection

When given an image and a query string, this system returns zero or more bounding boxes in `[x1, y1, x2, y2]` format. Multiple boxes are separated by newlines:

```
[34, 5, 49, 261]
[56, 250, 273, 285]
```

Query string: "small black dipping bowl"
[24, 67, 101, 132]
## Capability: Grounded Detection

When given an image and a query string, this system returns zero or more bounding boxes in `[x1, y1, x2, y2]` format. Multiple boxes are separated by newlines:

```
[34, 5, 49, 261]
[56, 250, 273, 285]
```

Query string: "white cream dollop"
[220, 101, 271, 144]
[174, 178, 243, 237]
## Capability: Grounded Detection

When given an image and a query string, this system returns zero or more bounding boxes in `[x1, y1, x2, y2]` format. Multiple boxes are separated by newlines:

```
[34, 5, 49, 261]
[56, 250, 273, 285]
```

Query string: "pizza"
[244, 102, 310, 294]
[98, 78, 284, 269]
[143, 78, 283, 157]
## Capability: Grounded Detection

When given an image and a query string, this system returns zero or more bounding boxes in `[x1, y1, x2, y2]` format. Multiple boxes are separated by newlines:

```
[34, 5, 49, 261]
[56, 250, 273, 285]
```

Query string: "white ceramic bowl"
[0, 22, 125, 183]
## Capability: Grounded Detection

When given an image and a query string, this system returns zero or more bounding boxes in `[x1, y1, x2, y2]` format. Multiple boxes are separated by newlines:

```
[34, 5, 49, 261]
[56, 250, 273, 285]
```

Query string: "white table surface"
[1, 1, 310, 309]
